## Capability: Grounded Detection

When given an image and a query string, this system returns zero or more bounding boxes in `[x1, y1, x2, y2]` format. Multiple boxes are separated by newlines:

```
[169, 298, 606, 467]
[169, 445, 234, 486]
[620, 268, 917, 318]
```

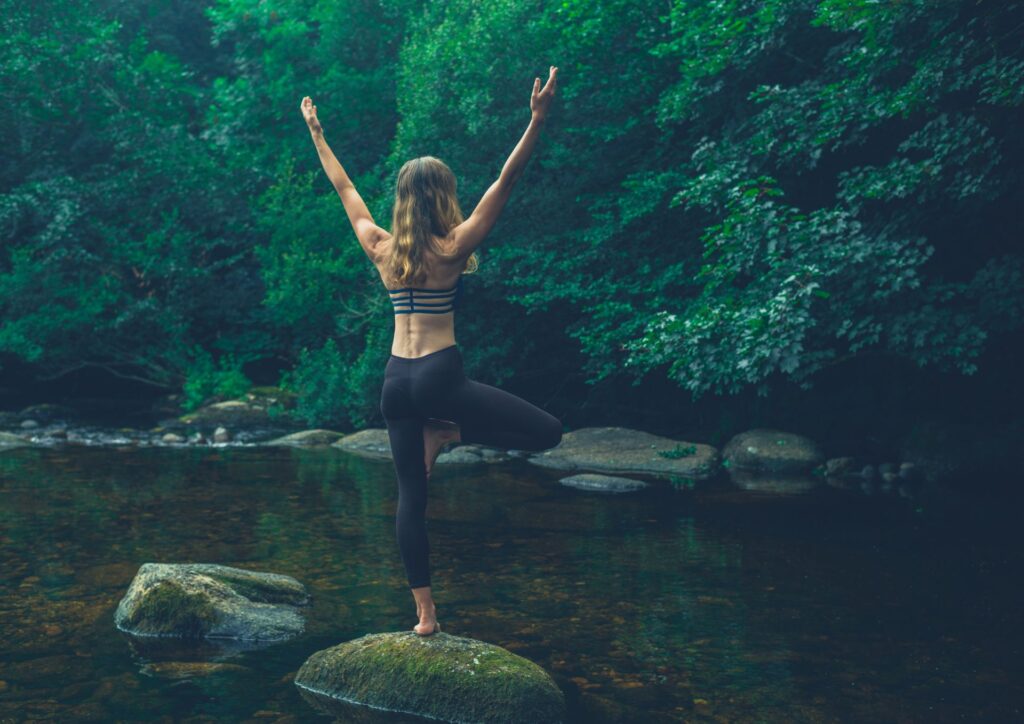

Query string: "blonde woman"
[301, 66, 562, 636]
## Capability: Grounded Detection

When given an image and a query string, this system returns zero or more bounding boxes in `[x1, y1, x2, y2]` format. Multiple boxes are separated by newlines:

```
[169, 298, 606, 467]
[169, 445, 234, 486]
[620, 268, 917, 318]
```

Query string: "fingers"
[543, 66, 557, 92]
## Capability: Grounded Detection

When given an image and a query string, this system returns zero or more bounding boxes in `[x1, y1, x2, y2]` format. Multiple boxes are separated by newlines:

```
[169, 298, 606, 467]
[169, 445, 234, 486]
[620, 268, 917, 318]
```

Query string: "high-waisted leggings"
[380, 343, 563, 589]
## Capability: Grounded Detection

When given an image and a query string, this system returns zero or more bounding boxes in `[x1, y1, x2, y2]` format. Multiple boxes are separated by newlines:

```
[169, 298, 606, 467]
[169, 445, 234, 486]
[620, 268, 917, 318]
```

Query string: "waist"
[389, 343, 460, 362]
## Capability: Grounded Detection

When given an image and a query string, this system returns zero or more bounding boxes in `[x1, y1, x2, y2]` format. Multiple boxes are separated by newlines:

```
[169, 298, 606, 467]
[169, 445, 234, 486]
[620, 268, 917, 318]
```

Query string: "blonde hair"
[381, 156, 479, 287]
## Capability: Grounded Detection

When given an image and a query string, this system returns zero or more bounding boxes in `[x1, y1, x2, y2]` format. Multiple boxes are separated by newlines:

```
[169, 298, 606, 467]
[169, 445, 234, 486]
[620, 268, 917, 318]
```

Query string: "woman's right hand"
[530, 66, 558, 122]
[301, 96, 323, 134]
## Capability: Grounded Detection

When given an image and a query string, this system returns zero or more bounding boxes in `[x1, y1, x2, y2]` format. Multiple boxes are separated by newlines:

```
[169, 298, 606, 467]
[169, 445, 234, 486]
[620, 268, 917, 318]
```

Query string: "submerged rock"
[266, 429, 345, 446]
[115, 563, 310, 641]
[723, 428, 824, 475]
[529, 426, 719, 481]
[559, 473, 648, 493]
[295, 631, 565, 724]
[139, 661, 249, 680]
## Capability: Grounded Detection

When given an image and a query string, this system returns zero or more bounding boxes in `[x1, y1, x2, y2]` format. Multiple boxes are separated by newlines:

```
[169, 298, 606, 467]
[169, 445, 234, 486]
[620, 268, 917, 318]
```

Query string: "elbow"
[498, 168, 523, 192]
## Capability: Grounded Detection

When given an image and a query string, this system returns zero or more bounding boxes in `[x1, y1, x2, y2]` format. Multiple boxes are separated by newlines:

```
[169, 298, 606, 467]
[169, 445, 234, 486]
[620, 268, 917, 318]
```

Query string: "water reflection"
[0, 446, 1020, 721]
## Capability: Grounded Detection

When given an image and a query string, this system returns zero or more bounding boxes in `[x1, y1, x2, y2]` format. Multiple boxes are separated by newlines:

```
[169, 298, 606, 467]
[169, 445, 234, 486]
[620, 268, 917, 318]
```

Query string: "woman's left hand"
[301, 96, 323, 134]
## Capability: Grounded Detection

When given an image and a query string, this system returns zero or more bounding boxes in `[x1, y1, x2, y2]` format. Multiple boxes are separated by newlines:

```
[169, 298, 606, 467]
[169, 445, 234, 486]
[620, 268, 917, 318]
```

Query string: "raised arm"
[452, 66, 558, 259]
[300, 96, 387, 261]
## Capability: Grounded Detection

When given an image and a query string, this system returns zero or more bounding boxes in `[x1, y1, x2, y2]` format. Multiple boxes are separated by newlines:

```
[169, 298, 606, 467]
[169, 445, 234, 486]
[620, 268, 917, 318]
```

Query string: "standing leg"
[382, 416, 432, 590]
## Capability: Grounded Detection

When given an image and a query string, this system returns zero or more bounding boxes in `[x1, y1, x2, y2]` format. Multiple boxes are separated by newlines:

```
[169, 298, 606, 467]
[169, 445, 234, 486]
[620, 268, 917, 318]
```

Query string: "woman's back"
[375, 234, 468, 359]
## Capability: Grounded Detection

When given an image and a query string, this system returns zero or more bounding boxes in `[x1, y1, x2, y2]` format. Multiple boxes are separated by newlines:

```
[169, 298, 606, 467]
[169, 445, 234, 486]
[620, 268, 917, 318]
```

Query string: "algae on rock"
[115, 563, 310, 641]
[295, 631, 565, 724]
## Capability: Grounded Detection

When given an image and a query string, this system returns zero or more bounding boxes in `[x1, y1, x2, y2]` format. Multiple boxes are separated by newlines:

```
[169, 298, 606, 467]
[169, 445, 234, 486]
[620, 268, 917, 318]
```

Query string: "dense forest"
[2, 0, 1021, 455]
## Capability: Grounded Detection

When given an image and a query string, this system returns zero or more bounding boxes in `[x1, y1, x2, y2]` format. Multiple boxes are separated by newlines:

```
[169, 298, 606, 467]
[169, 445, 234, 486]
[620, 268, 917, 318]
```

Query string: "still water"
[0, 445, 1020, 722]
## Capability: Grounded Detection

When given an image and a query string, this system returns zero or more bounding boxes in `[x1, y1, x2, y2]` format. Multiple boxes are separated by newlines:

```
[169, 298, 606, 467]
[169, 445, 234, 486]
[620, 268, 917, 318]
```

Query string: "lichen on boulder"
[295, 631, 565, 724]
[115, 563, 310, 641]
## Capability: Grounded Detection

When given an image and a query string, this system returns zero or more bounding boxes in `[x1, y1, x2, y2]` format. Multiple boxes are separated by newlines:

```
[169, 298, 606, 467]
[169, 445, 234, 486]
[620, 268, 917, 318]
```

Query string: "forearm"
[309, 128, 353, 190]
[499, 114, 546, 186]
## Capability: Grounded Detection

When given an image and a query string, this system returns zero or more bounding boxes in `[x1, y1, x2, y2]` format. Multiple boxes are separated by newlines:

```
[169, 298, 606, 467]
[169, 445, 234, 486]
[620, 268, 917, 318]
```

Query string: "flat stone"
[295, 631, 565, 724]
[265, 429, 345, 446]
[559, 473, 648, 493]
[333, 428, 393, 459]
[529, 426, 719, 481]
[0, 431, 33, 448]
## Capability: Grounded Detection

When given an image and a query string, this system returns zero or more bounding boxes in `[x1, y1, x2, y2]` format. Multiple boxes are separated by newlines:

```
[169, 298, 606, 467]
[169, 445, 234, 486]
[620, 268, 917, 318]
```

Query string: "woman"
[300, 66, 562, 636]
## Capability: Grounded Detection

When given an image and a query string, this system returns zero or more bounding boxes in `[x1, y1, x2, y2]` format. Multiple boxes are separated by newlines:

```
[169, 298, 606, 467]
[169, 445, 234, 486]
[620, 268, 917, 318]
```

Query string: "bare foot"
[423, 419, 461, 478]
[414, 601, 439, 635]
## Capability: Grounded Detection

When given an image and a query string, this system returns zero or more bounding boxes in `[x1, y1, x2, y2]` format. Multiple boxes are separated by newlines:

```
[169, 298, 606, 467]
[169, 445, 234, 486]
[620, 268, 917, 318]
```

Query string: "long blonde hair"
[381, 156, 479, 286]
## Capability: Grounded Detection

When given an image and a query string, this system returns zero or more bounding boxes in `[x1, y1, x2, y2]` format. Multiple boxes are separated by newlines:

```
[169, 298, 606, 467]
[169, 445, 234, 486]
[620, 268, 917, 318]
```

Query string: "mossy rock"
[115, 563, 310, 641]
[722, 428, 824, 475]
[295, 631, 565, 724]
[529, 426, 719, 481]
[178, 388, 303, 428]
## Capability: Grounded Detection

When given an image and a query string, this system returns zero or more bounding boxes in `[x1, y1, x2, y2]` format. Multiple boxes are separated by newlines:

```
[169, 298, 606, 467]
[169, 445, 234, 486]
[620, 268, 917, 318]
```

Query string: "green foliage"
[182, 348, 253, 412]
[1, 0, 1021, 422]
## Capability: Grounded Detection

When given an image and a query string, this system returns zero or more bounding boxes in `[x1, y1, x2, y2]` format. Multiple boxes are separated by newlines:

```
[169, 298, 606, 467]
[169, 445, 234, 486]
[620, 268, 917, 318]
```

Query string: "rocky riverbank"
[2, 391, 1019, 499]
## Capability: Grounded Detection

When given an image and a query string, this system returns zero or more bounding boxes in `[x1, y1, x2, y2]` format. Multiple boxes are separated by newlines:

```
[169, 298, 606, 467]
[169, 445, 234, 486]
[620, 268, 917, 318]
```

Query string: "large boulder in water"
[722, 428, 824, 475]
[529, 426, 719, 481]
[295, 631, 566, 724]
[115, 563, 310, 641]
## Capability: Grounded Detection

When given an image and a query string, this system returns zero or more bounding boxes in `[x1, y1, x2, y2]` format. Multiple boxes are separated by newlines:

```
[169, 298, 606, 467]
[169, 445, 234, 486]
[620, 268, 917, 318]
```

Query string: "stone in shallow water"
[295, 631, 566, 724]
[559, 473, 648, 493]
[334, 428, 393, 459]
[0, 431, 33, 448]
[114, 563, 310, 641]
[722, 428, 824, 475]
[139, 661, 249, 680]
[529, 426, 719, 481]
[265, 429, 344, 446]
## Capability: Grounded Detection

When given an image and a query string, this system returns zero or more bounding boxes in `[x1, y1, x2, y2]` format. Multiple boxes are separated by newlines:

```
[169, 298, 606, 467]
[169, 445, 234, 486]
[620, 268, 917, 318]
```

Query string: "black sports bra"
[387, 275, 464, 315]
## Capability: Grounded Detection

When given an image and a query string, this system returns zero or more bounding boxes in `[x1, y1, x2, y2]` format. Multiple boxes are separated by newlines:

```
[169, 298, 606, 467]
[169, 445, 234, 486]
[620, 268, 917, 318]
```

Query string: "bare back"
[374, 234, 469, 359]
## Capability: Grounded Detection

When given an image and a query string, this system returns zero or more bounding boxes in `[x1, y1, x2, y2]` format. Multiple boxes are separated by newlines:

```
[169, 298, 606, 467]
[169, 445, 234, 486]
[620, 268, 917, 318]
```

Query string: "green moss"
[203, 572, 306, 605]
[296, 633, 564, 723]
[128, 581, 218, 636]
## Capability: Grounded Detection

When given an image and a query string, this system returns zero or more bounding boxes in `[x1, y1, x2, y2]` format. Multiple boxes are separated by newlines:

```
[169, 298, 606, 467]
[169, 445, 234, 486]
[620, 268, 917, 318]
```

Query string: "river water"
[0, 445, 1020, 721]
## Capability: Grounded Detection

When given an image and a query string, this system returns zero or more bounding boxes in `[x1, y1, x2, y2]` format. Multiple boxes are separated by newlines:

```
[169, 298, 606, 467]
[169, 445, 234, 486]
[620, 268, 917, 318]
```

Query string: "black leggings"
[380, 343, 563, 589]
